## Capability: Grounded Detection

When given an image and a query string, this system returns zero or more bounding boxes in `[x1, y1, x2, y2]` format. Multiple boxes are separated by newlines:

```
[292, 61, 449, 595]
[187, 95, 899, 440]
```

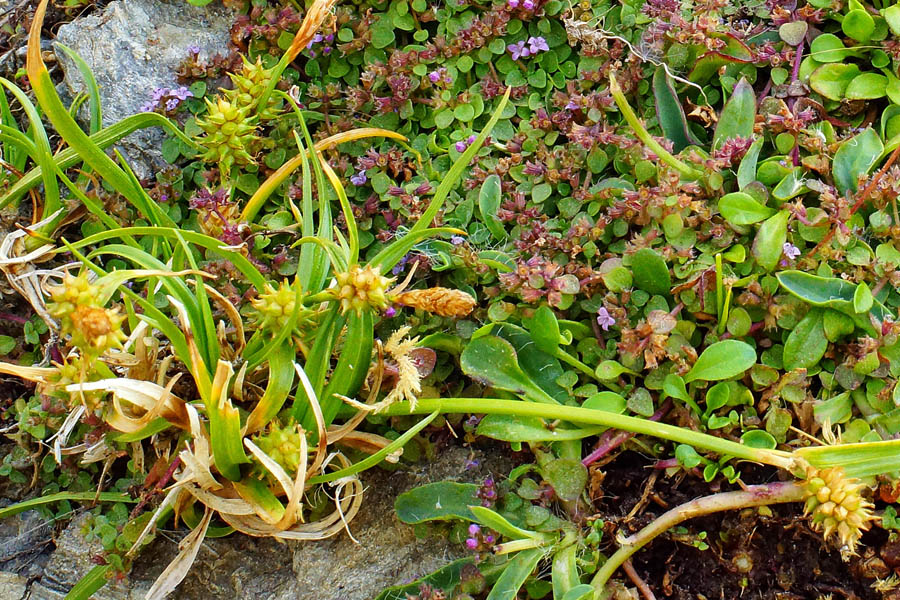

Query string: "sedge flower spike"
[802, 466, 874, 557]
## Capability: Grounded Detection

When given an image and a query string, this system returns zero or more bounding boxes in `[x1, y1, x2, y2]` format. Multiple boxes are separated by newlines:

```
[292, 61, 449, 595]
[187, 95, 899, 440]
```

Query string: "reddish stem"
[0, 312, 28, 325]
[583, 399, 673, 467]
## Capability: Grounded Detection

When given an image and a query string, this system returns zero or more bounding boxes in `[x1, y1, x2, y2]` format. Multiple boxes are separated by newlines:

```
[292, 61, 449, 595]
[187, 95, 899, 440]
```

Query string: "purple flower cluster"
[140, 86, 193, 113]
[475, 477, 497, 507]
[507, 0, 535, 9]
[464, 523, 496, 552]
[306, 32, 335, 58]
[455, 134, 478, 153]
[507, 36, 549, 60]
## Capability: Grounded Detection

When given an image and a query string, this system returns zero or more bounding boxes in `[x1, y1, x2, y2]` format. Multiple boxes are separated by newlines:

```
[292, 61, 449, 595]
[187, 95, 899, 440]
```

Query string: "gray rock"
[28, 445, 512, 600]
[0, 572, 28, 600]
[54, 0, 235, 180]
[27, 512, 139, 600]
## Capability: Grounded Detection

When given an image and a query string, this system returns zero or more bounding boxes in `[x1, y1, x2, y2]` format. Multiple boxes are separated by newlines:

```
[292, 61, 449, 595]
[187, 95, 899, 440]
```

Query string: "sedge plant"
[0, 5, 513, 596]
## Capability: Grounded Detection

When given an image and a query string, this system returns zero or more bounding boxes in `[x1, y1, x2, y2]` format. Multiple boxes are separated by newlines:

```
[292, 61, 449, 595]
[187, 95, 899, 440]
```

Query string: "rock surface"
[15, 445, 512, 600]
[0, 510, 52, 580]
[54, 0, 234, 179]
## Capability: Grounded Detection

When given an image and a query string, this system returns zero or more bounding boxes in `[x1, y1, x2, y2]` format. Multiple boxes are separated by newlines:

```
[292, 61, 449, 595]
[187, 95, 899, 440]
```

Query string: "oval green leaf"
[845, 73, 887, 100]
[479, 174, 506, 241]
[718, 191, 776, 225]
[833, 127, 883, 194]
[631, 248, 671, 295]
[809, 63, 861, 100]
[713, 78, 756, 150]
[684, 340, 756, 383]
[752, 210, 789, 272]
[783, 308, 828, 371]
[395, 482, 479, 523]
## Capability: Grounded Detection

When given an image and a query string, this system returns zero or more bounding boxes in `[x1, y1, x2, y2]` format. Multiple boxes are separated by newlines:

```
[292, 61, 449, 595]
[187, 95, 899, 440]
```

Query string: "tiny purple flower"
[782, 242, 801, 260]
[186, 44, 200, 55]
[523, 0, 534, 9]
[451, 235, 466, 245]
[507, 0, 519, 7]
[323, 46, 332, 54]
[528, 36, 549, 53]
[566, 99, 580, 110]
[455, 140, 468, 152]
[596, 307, 615, 331]
[313, 33, 324, 43]
[309, 50, 316, 58]
[165, 98, 179, 111]
[428, 70, 441, 83]
[140, 101, 155, 112]
[467, 134, 477, 145]
[151, 87, 168, 102]
[465, 538, 479, 550]
[325, 33, 334, 42]
[468, 524, 481, 535]
[508, 40, 527, 60]
[484, 534, 495, 544]
[392, 254, 409, 275]
[174, 86, 193, 101]
[350, 170, 368, 186]
[384, 306, 397, 318]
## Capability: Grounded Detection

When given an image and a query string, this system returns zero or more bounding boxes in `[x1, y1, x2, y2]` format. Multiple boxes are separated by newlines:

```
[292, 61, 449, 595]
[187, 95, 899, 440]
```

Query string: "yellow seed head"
[802, 466, 874, 556]
[332, 264, 392, 314]
[253, 420, 305, 477]
[194, 96, 258, 173]
[251, 281, 297, 328]
[47, 274, 126, 356]
[223, 56, 280, 121]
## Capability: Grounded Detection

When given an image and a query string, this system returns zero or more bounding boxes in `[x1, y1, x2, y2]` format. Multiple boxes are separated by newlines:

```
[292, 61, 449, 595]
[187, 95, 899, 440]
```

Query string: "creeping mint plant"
[3, 0, 900, 599]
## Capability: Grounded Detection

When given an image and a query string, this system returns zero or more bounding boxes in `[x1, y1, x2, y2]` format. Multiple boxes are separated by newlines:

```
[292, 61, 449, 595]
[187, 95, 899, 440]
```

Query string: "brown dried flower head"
[391, 288, 476, 318]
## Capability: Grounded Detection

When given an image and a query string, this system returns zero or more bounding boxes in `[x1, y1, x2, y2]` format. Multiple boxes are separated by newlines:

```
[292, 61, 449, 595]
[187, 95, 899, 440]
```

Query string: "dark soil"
[594, 451, 892, 600]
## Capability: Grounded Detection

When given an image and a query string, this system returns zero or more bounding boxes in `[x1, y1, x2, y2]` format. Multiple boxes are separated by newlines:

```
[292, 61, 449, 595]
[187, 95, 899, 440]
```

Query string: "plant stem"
[381, 399, 794, 470]
[555, 348, 597, 380]
[494, 536, 549, 555]
[715, 253, 724, 333]
[608, 73, 704, 181]
[583, 400, 672, 467]
[589, 481, 806, 599]
[622, 559, 656, 600]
